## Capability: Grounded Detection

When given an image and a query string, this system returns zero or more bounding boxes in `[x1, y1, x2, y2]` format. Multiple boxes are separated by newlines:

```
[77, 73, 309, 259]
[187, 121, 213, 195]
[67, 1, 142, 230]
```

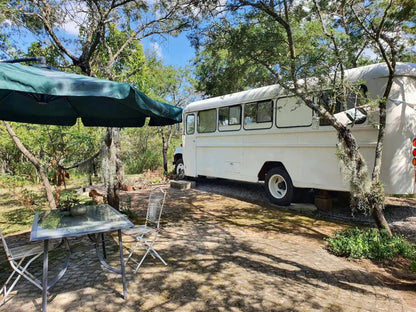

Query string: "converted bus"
[174, 63, 416, 205]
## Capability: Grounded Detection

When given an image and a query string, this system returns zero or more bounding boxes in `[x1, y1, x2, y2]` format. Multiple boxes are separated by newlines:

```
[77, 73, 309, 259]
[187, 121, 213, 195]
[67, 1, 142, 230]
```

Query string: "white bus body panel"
[182, 63, 416, 195]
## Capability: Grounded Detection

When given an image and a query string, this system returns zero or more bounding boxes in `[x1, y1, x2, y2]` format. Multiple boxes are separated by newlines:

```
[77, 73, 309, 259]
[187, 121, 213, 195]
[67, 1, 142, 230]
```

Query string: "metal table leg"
[42, 239, 49, 312]
[118, 230, 127, 299]
[101, 233, 107, 259]
[47, 238, 71, 289]
[95, 231, 128, 300]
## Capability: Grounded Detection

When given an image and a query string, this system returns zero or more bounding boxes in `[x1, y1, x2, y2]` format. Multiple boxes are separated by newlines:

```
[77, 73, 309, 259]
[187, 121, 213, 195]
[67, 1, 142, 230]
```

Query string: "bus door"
[184, 113, 197, 176]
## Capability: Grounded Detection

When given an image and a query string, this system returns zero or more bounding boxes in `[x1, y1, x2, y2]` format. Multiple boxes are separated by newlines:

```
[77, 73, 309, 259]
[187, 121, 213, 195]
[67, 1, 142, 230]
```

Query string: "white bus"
[174, 63, 416, 205]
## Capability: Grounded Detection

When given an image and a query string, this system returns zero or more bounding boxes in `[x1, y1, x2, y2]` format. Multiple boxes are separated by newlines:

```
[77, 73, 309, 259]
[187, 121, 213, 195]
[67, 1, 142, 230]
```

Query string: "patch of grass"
[0, 185, 49, 235]
[0, 174, 32, 188]
[0, 207, 43, 235]
[326, 227, 416, 272]
[391, 194, 416, 199]
[119, 195, 137, 220]
[0, 177, 91, 235]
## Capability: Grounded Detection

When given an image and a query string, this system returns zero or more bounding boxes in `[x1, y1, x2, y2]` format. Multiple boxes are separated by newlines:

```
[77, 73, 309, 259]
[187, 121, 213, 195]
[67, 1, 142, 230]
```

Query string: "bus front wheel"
[175, 159, 185, 180]
[265, 167, 293, 206]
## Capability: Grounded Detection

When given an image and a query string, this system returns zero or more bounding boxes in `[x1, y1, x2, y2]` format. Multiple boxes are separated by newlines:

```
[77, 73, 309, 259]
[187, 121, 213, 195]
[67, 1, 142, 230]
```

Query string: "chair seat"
[8, 240, 58, 260]
[9, 243, 44, 260]
[122, 225, 155, 236]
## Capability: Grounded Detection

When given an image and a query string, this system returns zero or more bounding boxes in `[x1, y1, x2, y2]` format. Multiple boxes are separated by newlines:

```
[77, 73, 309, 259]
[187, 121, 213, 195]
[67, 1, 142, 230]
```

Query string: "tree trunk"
[162, 130, 168, 172]
[103, 127, 122, 210]
[115, 128, 124, 208]
[3, 121, 57, 210]
[160, 125, 175, 173]
[372, 203, 392, 236]
[367, 60, 395, 235]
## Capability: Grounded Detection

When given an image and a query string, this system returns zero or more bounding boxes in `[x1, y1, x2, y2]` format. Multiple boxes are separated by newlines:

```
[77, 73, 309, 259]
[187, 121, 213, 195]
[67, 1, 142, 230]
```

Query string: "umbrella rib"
[0, 90, 13, 103]
[65, 98, 81, 119]
[17, 91, 59, 104]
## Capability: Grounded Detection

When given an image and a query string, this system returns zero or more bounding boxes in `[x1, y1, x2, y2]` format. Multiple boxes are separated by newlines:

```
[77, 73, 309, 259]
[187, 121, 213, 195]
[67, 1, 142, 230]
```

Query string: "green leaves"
[0, 121, 104, 180]
[326, 227, 416, 262]
[193, 0, 415, 96]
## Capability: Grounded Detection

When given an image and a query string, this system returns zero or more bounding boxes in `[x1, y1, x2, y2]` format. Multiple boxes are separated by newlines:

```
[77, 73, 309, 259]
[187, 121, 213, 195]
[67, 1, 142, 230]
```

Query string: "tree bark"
[371, 203, 392, 235]
[162, 134, 168, 172]
[160, 125, 175, 173]
[3, 121, 57, 210]
[103, 127, 122, 210]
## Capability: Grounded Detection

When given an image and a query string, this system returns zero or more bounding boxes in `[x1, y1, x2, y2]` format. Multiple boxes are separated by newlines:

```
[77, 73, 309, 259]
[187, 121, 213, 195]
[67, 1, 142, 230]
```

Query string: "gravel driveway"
[1, 181, 415, 311]
[193, 177, 416, 242]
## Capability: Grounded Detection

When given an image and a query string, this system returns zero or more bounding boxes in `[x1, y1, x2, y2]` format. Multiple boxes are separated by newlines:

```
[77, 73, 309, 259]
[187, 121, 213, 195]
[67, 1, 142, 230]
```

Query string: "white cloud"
[152, 42, 163, 60]
[0, 19, 12, 27]
[58, 1, 88, 37]
[61, 20, 80, 36]
[362, 48, 378, 60]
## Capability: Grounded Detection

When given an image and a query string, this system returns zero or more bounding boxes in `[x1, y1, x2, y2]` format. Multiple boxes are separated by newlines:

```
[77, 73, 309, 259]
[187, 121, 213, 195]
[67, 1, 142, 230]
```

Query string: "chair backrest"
[0, 229, 13, 260]
[146, 188, 166, 228]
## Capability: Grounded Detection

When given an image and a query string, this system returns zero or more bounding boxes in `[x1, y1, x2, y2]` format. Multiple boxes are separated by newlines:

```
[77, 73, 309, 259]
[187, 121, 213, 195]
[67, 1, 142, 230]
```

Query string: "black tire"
[174, 159, 185, 180]
[265, 167, 294, 206]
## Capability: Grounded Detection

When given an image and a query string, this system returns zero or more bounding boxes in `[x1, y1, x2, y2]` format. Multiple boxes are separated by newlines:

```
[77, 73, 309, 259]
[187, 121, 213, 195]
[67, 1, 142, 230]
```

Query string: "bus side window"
[346, 84, 368, 109]
[244, 100, 273, 130]
[257, 101, 273, 122]
[244, 103, 256, 124]
[276, 97, 312, 128]
[197, 109, 216, 133]
[219, 105, 241, 131]
[186, 114, 195, 135]
[345, 84, 368, 124]
[317, 92, 342, 126]
[317, 84, 368, 126]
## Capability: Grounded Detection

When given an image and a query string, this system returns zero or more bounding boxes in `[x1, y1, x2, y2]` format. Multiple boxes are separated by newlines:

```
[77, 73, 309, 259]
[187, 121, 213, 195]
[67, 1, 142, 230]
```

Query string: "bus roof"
[184, 62, 416, 113]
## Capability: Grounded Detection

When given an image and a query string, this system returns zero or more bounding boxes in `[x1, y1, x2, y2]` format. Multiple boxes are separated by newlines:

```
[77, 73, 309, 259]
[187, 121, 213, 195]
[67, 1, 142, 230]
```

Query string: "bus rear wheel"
[265, 167, 293, 206]
[175, 159, 185, 180]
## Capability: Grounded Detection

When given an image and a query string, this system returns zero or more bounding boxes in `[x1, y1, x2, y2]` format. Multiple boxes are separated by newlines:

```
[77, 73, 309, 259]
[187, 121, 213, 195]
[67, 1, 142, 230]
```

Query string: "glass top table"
[30, 204, 134, 312]
[31, 204, 134, 241]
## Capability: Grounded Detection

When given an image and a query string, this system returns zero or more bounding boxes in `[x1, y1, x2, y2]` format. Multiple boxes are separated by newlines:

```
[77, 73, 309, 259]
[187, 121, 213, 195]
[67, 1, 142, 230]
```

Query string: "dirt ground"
[120, 180, 416, 310]
[1, 178, 415, 311]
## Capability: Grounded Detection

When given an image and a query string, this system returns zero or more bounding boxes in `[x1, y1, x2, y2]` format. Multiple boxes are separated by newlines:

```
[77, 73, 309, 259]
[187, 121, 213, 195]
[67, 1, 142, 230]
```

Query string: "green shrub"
[18, 188, 40, 208]
[326, 227, 416, 262]
[0, 174, 32, 188]
[124, 149, 161, 174]
[59, 189, 93, 208]
[59, 190, 81, 208]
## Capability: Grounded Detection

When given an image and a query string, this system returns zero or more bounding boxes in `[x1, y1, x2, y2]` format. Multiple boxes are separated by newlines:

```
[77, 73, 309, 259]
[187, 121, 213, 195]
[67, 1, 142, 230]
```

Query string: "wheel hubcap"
[176, 163, 185, 178]
[268, 174, 287, 199]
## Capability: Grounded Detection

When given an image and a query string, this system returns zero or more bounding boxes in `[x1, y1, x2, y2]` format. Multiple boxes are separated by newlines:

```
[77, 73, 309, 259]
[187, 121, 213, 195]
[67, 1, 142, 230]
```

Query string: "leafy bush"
[326, 227, 416, 262]
[18, 188, 38, 208]
[125, 149, 161, 174]
[58, 190, 82, 208]
[0, 174, 32, 188]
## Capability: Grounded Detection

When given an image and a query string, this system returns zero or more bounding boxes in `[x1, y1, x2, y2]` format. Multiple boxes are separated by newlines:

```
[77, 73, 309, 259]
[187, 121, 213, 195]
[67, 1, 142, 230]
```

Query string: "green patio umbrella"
[0, 62, 182, 127]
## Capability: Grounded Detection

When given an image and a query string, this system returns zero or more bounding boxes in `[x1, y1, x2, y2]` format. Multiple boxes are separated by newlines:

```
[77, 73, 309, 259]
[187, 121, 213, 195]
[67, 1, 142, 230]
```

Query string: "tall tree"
[193, 0, 415, 234]
[2, 121, 57, 209]
[4, 0, 217, 208]
[345, 0, 416, 232]
[145, 60, 197, 172]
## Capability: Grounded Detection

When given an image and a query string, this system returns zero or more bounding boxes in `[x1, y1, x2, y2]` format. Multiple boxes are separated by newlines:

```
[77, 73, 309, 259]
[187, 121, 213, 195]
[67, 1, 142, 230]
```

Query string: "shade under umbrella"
[0, 63, 182, 127]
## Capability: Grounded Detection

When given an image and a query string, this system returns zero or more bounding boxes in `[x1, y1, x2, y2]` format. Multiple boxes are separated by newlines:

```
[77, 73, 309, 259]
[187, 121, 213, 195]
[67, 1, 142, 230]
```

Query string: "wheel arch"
[174, 153, 183, 163]
[258, 161, 288, 181]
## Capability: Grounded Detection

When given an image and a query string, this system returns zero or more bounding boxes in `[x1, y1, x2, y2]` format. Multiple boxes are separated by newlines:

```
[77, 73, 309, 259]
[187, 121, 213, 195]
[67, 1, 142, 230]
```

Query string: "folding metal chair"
[0, 229, 44, 305]
[122, 188, 168, 273]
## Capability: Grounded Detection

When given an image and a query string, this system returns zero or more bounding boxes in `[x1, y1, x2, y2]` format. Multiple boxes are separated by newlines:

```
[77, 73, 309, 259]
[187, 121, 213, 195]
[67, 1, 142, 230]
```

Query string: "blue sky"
[1, 17, 196, 69]
[142, 32, 196, 68]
